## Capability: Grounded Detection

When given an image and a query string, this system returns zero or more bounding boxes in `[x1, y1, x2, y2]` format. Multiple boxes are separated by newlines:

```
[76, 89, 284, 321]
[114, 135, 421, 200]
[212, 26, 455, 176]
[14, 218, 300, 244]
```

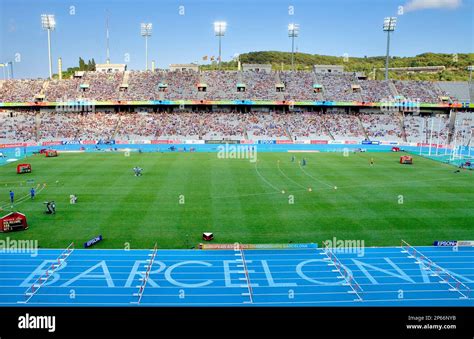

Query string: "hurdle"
[401, 240, 471, 299]
[132, 242, 158, 304]
[238, 244, 254, 304]
[19, 242, 74, 304]
[322, 243, 363, 301]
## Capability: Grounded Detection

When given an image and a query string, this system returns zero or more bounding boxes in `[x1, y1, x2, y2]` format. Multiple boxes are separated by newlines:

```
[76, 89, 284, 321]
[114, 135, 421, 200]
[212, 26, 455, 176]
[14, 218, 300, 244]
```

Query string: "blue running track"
[0, 246, 472, 306]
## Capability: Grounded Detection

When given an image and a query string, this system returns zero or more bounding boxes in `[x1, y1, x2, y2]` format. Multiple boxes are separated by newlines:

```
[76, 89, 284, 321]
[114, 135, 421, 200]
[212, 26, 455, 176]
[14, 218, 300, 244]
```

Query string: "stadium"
[0, 0, 472, 336]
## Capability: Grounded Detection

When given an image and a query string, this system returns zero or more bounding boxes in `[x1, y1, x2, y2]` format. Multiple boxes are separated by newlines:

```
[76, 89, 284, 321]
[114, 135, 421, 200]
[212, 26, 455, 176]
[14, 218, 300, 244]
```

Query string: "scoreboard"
[0, 212, 28, 233]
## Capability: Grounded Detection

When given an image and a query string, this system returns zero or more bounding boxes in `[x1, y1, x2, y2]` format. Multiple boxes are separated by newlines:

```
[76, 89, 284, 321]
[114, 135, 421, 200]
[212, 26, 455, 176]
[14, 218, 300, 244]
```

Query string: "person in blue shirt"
[9, 190, 14, 203]
[30, 188, 36, 200]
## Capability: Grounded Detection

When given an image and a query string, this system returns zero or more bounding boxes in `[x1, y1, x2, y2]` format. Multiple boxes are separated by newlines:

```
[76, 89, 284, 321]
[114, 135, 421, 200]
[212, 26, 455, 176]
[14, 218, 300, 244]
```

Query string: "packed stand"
[285, 112, 328, 140]
[0, 110, 36, 142]
[200, 71, 239, 100]
[359, 113, 403, 141]
[321, 112, 365, 140]
[242, 71, 278, 100]
[280, 71, 322, 101]
[0, 80, 45, 102]
[164, 70, 200, 100]
[360, 80, 394, 102]
[44, 78, 82, 101]
[120, 71, 166, 101]
[80, 72, 123, 101]
[393, 80, 447, 103]
[38, 112, 119, 141]
[317, 73, 362, 102]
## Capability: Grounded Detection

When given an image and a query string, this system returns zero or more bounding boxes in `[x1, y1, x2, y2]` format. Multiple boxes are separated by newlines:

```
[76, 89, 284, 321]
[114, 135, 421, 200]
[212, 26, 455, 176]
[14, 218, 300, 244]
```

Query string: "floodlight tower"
[141, 23, 152, 71]
[288, 23, 299, 71]
[214, 21, 227, 69]
[0, 62, 13, 79]
[383, 17, 397, 81]
[41, 14, 56, 79]
[8, 61, 13, 79]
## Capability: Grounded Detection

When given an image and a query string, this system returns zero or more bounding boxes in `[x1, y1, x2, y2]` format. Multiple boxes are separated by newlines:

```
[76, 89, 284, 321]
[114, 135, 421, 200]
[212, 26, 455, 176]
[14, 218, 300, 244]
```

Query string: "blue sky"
[0, 0, 473, 79]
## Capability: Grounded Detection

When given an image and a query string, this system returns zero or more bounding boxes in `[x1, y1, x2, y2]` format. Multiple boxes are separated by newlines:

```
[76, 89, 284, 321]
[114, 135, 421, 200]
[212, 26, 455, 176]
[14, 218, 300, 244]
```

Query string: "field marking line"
[211, 190, 295, 200]
[3, 265, 472, 277]
[3, 278, 472, 289]
[337, 176, 465, 191]
[0, 180, 31, 186]
[254, 161, 281, 192]
[0, 183, 44, 210]
[7, 287, 469, 298]
[277, 160, 307, 190]
[3, 296, 471, 306]
[297, 162, 334, 189]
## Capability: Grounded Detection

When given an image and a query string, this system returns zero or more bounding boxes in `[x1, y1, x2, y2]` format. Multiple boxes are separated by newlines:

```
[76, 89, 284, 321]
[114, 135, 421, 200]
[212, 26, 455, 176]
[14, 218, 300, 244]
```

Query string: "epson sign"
[84, 235, 103, 248]
[433, 240, 457, 247]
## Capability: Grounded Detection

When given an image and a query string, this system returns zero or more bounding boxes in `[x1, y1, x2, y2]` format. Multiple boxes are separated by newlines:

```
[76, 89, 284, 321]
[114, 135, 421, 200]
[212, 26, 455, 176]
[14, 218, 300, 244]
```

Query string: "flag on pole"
[202, 56, 208, 61]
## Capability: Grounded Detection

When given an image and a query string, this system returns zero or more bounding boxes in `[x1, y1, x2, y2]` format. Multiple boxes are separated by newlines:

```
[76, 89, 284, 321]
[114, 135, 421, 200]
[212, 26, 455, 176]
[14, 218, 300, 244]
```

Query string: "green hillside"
[201, 51, 474, 81]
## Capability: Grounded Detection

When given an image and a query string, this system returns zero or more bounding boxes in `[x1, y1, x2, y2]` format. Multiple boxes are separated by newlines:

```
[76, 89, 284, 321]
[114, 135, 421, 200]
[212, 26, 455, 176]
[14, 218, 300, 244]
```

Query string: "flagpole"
[445, 110, 453, 156]
[428, 117, 434, 156]
[436, 116, 441, 156]
[468, 128, 472, 158]
[451, 117, 458, 161]
[419, 118, 424, 155]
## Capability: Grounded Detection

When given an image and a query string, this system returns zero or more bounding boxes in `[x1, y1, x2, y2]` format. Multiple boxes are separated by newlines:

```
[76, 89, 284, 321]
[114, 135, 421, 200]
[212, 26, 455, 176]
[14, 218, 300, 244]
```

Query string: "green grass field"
[0, 151, 472, 249]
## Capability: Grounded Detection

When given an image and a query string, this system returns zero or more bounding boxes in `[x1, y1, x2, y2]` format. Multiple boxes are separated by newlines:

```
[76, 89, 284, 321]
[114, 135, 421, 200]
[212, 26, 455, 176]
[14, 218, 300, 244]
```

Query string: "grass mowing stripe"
[0, 152, 472, 248]
[277, 160, 307, 190]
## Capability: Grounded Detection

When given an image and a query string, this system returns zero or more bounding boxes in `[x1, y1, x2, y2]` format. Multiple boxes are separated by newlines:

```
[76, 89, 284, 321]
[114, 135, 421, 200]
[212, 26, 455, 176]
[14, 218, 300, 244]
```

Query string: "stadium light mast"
[41, 14, 56, 79]
[288, 23, 299, 71]
[214, 21, 227, 69]
[8, 61, 14, 79]
[105, 13, 110, 64]
[0, 62, 13, 79]
[383, 17, 397, 81]
[0, 64, 6, 80]
[141, 23, 152, 71]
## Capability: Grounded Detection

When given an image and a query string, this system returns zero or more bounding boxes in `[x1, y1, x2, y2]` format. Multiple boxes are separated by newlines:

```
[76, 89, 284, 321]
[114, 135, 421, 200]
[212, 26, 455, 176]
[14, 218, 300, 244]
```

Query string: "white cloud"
[404, 0, 462, 12]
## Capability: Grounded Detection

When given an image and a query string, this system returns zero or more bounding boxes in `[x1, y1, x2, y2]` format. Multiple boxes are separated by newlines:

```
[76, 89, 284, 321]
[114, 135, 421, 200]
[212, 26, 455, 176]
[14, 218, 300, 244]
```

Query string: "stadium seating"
[316, 73, 362, 102]
[1, 70, 466, 103]
[393, 80, 448, 103]
[0, 71, 471, 144]
[0, 110, 36, 142]
[437, 81, 471, 102]
[0, 79, 45, 102]
[2, 109, 469, 143]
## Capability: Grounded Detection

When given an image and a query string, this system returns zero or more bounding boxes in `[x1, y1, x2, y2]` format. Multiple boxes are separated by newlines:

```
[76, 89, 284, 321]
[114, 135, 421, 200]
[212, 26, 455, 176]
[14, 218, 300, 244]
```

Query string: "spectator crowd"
[0, 70, 455, 103]
[0, 109, 466, 144]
